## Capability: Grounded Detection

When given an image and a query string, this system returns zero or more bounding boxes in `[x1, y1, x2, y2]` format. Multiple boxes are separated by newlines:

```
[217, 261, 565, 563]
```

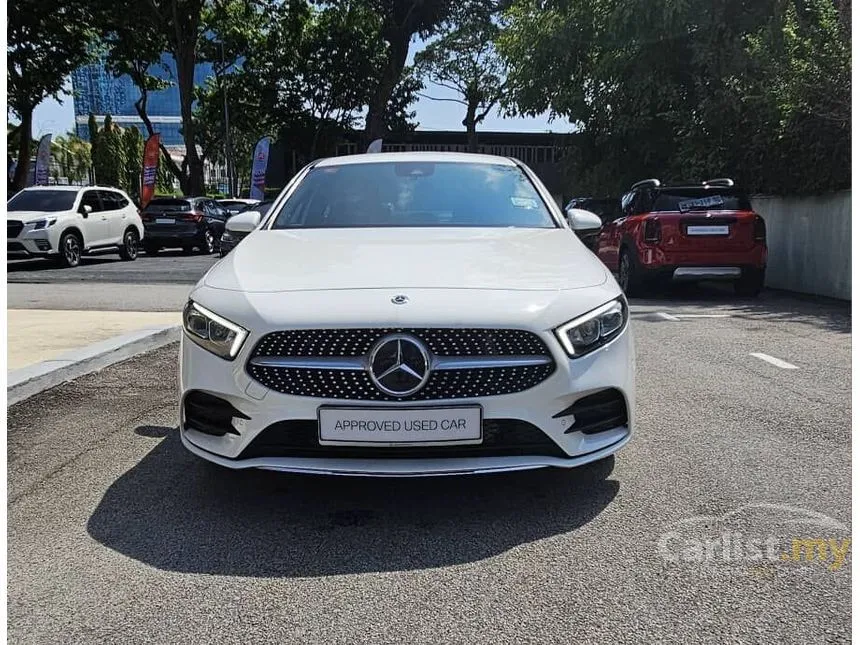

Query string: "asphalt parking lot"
[7, 268, 851, 643]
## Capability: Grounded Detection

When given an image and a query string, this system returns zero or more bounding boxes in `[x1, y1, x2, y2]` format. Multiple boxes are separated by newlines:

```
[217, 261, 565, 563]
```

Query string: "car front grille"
[238, 419, 567, 459]
[247, 328, 556, 401]
[7, 220, 23, 238]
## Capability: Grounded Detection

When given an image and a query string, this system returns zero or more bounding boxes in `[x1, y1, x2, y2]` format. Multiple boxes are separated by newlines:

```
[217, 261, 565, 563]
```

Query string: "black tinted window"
[81, 191, 103, 213]
[98, 190, 128, 210]
[271, 162, 556, 229]
[145, 199, 192, 213]
[652, 189, 752, 212]
[7, 190, 77, 212]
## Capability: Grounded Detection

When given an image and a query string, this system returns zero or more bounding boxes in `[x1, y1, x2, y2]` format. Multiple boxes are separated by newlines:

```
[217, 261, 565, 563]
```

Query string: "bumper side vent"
[183, 390, 249, 437]
[555, 388, 628, 435]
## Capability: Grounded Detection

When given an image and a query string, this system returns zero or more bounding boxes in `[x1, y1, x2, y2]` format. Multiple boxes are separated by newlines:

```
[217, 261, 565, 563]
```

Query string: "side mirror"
[226, 209, 262, 234]
[566, 208, 602, 234]
[79, 204, 92, 218]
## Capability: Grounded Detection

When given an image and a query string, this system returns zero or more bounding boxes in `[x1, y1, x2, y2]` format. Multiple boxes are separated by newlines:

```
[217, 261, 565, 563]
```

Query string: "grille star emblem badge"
[391, 294, 409, 305]
[368, 334, 430, 396]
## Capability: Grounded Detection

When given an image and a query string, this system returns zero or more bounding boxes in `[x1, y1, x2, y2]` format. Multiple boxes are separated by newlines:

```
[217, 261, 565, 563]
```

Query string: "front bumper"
[7, 231, 54, 258]
[178, 323, 635, 476]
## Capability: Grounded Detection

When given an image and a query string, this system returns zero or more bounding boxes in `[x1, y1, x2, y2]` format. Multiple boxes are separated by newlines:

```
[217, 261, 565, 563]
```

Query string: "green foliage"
[8, 0, 104, 188]
[121, 127, 144, 200]
[499, 0, 850, 195]
[51, 133, 92, 184]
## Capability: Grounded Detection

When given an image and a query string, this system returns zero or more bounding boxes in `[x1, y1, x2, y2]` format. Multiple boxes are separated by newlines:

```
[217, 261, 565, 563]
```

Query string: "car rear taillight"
[753, 215, 766, 242]
[141, 212, 154, 223]
[184, 211, 204, 222]
[643, 218, 661, 243]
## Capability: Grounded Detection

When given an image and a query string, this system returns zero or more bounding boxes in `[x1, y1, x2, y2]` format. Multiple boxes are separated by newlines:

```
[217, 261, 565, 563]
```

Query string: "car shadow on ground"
[87, 430, 619, 578]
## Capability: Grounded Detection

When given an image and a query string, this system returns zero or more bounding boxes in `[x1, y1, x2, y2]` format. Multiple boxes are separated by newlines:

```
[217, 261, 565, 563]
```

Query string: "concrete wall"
[751, 191, 851, 300]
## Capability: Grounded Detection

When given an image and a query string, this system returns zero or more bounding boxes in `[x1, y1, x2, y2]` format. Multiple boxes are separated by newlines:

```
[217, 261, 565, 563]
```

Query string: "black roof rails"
[702, 178, 734, 187]
[630, 178, 661, 191]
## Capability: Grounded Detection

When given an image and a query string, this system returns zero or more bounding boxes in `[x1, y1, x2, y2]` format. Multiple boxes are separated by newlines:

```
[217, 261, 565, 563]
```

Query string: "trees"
[324, 0, 474, 144]
[415, 15, 505, 151]
[51, 134, 92, 184]
[498, 0, 850, 195]
[8, 0, 102, 190]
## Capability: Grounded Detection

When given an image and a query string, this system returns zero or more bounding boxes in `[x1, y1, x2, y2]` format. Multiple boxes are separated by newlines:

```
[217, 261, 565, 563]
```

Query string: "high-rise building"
[71, 53, 214, 147]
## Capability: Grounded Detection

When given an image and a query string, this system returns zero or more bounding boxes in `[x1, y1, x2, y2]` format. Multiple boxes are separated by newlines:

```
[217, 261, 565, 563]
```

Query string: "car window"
[97, 190, 125, 210]
[270, 162, 557, 229]
[81, 190, 103, 213]
[144, 199, 193, 213]
[7, 189, 77, 212]
[652, 189, 752, 212]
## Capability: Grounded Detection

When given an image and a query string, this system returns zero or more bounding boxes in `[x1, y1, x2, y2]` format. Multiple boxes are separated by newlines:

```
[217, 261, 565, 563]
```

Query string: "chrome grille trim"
[248, 354, 553, 371]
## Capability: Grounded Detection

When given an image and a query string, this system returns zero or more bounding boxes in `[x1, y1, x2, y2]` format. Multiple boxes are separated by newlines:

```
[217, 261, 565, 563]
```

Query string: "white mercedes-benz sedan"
[179, 152, 634, 476]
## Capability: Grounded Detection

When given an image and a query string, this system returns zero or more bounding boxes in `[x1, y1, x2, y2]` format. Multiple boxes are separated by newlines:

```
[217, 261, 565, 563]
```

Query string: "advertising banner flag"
[250, 136, 272, 200]
[141, 134, 161, 208]
[367, 138, 383, 154]
[33, 134, 52, 186]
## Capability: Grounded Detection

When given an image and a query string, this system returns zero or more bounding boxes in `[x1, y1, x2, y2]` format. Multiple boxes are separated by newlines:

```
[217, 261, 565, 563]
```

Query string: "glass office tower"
[71, 53, 214, 146]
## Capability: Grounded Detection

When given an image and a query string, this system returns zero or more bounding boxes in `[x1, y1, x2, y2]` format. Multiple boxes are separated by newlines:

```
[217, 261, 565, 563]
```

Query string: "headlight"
[31, 218, 57, 230]
[221, 231, 234, 242]
[555, 297, 628, 357]
[183, 300, 248, 360]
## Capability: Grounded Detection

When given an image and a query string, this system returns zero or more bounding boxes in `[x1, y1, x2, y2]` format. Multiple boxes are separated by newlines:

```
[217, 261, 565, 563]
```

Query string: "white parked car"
[7, 185, 144, 267]
[180, 152, 634, 476]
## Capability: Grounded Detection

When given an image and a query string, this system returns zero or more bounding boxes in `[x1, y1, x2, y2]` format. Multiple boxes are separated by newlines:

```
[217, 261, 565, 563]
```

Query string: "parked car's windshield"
[652, 189, 752, 212]
[270, 162, 557, 229]
[7, 190, 77, 212]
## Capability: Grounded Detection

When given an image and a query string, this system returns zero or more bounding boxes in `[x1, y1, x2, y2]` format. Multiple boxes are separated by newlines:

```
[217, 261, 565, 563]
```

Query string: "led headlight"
[31, 218, 57, 230]
[555, 297, 628, 357]
[183, 300, 248, 360]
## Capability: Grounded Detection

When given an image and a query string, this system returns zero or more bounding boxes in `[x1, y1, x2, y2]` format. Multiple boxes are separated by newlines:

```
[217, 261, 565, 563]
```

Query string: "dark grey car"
[141, 197, 229, 255]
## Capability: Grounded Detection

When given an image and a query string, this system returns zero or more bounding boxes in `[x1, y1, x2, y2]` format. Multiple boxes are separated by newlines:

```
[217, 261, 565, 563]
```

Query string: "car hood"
[204, 228, 609, 292]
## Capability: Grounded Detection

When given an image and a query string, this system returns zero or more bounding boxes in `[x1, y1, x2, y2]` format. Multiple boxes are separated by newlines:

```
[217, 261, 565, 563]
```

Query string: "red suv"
[595, 178, 767, 296]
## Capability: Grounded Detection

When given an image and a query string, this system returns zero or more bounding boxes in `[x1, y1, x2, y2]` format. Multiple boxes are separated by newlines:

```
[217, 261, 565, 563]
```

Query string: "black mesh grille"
[248, 328, 555, 401]
[7, 221, 23, 238]
[238, 419, 567, 459]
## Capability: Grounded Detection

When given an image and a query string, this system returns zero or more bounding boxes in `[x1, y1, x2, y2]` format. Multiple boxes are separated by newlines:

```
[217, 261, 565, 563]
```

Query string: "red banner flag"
[140, 134, 161, 209]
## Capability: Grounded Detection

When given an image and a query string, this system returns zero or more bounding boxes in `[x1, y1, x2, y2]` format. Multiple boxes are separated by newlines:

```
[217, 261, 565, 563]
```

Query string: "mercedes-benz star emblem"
[368, 334, 430, 396]
[391, 294, 409, 305]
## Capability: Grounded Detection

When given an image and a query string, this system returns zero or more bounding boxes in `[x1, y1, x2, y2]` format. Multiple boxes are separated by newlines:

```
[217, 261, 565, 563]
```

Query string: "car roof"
[20, 185, 127, 192]
[314, 151, 519, 167]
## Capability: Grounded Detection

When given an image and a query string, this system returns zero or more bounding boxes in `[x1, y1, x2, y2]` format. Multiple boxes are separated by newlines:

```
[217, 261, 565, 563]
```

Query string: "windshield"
[144, 199, 193, 213]
[270, 161, 557, 229]
[652, 189, 752, 212]
[7, 190, 77, 212]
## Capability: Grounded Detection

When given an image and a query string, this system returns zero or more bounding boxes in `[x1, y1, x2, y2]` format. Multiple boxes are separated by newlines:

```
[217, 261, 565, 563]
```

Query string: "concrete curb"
[8, 325, 181, 406]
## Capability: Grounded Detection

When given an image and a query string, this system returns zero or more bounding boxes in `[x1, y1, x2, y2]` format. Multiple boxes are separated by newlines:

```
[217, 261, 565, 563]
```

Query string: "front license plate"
[687, 225, 729, 235]
[318, 406, 483, 446]
[155, 218, 174, 224]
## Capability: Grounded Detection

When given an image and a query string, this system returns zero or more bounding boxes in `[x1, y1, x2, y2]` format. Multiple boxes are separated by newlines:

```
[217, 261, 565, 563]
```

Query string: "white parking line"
[656, 312, 680, 321]
[750, 353, 799, 370]
[675, 314, 731, 318]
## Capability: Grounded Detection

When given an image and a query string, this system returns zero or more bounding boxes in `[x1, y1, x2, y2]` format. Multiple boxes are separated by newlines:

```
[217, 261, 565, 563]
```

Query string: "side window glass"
[100, 191, 121, 210]
[81, 191, 103, 213]
[115, 193, 130, 209]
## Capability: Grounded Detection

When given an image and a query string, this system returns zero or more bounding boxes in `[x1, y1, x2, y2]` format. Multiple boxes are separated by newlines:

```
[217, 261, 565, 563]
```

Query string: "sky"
[30, 41, 570, 138]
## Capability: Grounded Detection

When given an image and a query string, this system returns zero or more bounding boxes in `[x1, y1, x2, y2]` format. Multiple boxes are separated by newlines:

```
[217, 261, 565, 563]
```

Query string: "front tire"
[735, 268, 765, 297]
[119, 228, 139, 261]
[58, 231, 82, 268]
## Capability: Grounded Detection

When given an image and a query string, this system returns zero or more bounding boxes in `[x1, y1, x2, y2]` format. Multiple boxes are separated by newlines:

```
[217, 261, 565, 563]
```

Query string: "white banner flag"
[367, 139, 383, 154]
[33, 134, 52, 186]
[249, 136, 273, 200]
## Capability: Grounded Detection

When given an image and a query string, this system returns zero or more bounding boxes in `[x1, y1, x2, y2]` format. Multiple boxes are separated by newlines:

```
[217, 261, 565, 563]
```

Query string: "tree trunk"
[175, 45, 204, 195]
[463, 100, 479, 153]
[12, 106, 33, 191]
[134, 92, 186, 187]
[364, 32, 410, 147]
